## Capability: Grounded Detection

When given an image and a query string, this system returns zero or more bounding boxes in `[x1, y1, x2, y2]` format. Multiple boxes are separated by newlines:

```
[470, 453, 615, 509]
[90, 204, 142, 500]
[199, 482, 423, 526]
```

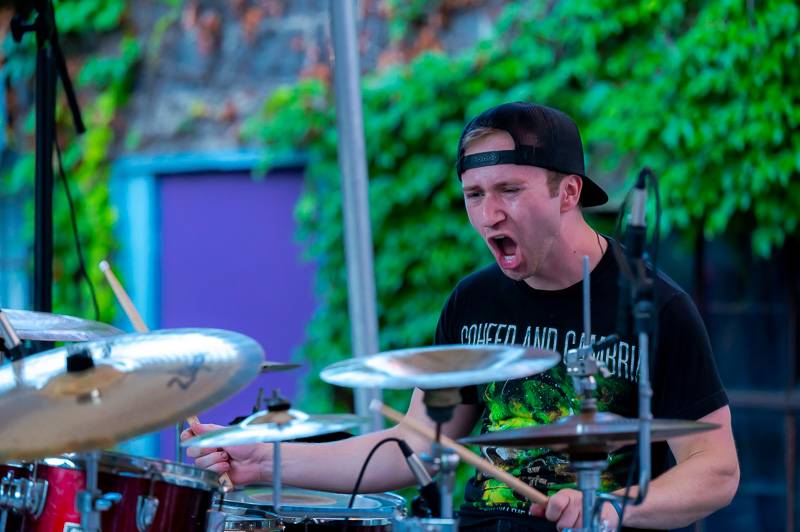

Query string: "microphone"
[616, 168, 650, 338]
[627, 169, 649, 260]
[398, 440, 441, 517]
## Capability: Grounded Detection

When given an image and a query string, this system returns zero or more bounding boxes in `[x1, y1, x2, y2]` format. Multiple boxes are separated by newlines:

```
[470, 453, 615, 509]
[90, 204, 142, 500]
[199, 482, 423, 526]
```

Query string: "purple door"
[157, 168, 315, 460]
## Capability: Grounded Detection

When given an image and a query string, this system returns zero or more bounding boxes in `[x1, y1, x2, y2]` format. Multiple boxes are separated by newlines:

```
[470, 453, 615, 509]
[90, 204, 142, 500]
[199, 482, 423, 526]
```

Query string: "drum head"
[223, 485, 404, 521]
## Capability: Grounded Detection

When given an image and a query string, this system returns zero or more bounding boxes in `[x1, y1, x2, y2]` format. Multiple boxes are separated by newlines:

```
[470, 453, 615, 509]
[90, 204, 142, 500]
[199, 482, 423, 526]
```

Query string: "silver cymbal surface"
[320, 345, 560, 390]
[0, 328, 264, 460]
[3, 309, 123, 341]
[182, 409, 365, 447]
[460, 411, 719, 453]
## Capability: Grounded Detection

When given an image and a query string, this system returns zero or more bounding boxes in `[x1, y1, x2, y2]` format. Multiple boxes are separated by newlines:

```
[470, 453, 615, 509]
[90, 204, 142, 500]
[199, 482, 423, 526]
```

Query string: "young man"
[186, 102, 739, 531]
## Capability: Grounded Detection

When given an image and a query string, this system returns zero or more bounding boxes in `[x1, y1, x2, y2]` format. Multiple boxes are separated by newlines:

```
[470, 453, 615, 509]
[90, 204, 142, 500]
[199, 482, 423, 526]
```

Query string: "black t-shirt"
[434, 244, 727, 528]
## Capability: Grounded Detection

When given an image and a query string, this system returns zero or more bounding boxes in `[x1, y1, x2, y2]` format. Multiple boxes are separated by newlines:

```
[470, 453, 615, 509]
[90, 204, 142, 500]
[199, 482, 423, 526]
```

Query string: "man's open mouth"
[490, 235, 520, 268]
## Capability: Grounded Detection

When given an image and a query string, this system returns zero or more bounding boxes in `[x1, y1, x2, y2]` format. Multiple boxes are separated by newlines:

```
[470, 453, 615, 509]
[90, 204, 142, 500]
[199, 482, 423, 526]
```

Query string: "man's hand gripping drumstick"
[99, 259, 234, 490]
[373, 400, 548, 506]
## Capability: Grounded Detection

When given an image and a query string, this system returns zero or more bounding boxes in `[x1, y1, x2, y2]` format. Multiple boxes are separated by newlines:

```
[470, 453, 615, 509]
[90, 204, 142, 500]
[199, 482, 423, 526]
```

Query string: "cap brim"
[580, 176, 608, 208]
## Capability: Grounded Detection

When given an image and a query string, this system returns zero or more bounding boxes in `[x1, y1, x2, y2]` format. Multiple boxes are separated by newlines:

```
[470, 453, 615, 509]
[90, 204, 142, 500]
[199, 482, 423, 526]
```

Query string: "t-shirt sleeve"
[651, 292, 728, 420]
[434, 285, 481, 405]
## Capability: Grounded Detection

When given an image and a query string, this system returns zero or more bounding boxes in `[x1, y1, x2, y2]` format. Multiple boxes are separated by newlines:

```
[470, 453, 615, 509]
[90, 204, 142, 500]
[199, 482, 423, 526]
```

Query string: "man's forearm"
[256, 425, 423, 493]
[612, 450, 739, 529]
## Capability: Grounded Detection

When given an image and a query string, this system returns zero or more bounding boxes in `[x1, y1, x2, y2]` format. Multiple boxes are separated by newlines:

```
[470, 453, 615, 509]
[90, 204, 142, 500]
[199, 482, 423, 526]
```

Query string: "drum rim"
[39, 451, 220, 490]
[223, 514, 282, 530]
[223, 485, 405, 522]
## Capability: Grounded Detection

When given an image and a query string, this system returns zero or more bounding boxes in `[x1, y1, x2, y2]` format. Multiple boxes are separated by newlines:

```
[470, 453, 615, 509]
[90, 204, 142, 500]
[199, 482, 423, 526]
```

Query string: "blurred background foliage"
[1, 0, 140, 322]
[243, 0, 800, 413]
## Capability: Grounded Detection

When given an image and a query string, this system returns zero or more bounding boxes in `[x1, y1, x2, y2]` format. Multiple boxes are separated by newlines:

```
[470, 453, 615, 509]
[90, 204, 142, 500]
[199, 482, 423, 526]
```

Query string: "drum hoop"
[223, 514, 282, 530]
[43, 451, 220, 490]
[223, 487, 405, 521]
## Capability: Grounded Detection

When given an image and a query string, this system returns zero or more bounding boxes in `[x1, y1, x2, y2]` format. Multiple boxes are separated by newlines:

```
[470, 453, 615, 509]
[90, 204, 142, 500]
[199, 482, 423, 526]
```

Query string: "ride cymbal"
[0, 328, 264, 460]
[320, 345, 560, 390]
[460, 411, 719, 454]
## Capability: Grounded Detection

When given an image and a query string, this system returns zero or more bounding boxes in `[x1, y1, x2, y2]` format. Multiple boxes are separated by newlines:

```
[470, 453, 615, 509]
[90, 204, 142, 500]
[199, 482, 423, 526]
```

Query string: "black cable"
[347, 437, 405, 509]
[54, 136, 100, 321]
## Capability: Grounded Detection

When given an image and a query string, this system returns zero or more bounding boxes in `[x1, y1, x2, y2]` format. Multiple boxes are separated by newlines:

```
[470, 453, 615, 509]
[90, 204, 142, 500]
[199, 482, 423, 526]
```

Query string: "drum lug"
[0, 470, 48, 518]
[136, 495, 160, 531]
[24, 478, 48, 518]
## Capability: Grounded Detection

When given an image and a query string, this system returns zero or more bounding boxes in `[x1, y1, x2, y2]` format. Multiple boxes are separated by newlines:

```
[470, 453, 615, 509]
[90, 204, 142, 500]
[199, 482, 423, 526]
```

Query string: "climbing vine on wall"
[244, 0, 800, 413]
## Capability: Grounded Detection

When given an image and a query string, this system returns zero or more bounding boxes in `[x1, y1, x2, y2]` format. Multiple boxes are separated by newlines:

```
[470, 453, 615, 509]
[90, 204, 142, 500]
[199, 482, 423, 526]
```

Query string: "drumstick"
[99, 259, 233, 490]
[99, 261, 148, 333]
[372, 400, 549, 505]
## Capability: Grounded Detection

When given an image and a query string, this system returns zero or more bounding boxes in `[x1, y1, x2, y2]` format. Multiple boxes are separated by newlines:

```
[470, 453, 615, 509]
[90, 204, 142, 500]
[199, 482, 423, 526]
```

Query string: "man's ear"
[560, 174, 583, 212]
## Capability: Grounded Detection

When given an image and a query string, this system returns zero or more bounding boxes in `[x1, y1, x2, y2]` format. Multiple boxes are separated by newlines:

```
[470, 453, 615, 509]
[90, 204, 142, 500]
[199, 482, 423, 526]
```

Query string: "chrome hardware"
[136, 495, 159, 531]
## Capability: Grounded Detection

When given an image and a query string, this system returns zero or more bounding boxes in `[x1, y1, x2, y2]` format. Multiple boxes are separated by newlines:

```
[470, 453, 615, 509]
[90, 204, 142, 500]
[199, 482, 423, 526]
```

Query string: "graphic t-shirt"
[434, 245, 728, 526]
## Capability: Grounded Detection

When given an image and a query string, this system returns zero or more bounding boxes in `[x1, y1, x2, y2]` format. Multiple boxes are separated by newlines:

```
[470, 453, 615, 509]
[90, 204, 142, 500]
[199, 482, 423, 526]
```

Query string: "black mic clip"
[398, 439, 441, 518]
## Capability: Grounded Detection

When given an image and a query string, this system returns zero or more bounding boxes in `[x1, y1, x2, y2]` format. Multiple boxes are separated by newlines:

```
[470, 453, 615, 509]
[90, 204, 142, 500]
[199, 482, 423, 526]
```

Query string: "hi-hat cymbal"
[2, 309, 123, 342]
[182, 409, 365, 447]
[460, 411, 719, 454]
[0, 329, 264, 460]
[320, 345, 560, 390]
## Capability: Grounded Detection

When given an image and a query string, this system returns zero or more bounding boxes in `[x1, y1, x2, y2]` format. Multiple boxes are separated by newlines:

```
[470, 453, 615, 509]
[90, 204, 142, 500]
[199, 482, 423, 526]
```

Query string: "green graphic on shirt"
[467, 365, 634, 511]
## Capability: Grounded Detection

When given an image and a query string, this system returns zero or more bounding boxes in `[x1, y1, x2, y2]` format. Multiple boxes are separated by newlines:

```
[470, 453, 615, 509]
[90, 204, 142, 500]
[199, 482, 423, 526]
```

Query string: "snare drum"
[223, 485, 404, 531]
[23, 451, 220, 531]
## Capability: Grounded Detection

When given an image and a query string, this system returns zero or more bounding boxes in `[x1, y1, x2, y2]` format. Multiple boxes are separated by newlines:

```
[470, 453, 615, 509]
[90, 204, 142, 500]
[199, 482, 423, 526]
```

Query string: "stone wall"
[125, 0, 504, 154]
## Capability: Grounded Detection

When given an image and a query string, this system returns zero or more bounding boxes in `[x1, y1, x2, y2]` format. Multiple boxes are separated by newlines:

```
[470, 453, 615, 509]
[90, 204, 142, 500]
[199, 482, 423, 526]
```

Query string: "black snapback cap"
[456, 102, 608, 207]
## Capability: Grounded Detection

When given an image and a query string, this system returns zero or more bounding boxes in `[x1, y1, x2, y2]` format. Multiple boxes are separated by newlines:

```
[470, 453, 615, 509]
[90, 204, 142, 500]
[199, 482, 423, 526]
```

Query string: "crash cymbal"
[0, 328, 264, 460]
[182, 409, 365, 447]
[2, 309, 123, 342]
[460, 411, 719, 453]
[320, 345, 560, 390]
[260, 361, 301, 373]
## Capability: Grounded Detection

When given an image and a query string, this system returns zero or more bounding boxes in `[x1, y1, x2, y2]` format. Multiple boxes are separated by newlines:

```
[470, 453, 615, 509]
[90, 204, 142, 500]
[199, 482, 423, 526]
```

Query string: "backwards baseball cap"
[456, 102, 608, 207]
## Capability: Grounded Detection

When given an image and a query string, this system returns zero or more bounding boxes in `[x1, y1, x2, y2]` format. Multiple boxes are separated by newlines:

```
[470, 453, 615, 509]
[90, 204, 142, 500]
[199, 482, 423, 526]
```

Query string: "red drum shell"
[23, 453, 218, 532]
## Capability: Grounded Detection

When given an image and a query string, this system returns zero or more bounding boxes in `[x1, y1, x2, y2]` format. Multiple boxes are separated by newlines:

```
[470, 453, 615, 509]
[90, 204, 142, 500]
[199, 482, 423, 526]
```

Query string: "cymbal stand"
[264, 390, 292, 514]
[75, 450, 121, 532]
[563, 257, 618, 532]
[394, 388, 459, 531]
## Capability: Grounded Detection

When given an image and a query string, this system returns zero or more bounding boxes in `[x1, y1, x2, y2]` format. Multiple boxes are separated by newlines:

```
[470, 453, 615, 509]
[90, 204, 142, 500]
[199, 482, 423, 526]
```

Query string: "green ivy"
[1, 1, 141, 321]
[244, 0, 800, 414]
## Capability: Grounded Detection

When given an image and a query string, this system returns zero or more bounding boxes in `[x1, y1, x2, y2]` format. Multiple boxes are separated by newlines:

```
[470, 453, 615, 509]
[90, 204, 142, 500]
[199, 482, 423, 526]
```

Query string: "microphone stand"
[625, 170, 655, 506]
[10, 0, 85, 328]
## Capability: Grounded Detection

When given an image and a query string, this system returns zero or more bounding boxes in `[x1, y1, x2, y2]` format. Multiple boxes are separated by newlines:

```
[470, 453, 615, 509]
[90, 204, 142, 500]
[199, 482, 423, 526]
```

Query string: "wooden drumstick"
[372, 400, 549, 505]
[99, 259, 233, 490]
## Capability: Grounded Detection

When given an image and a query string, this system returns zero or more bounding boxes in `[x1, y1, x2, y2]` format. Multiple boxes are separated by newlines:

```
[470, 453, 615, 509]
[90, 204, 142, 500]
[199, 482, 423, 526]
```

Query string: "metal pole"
[328, 0, 382, 431]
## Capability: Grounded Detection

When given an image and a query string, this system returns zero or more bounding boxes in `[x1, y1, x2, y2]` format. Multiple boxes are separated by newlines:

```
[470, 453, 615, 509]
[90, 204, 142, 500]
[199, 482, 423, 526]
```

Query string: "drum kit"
[0, 257, 719, 532]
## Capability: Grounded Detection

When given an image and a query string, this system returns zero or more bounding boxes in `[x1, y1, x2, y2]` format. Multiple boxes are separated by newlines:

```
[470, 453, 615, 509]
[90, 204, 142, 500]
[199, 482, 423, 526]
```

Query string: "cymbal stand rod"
[77, 450, 101, 532]
[434, 442, 458, 519]
[573, 459, 606, 532]
[273, 441, 282, 512]
[636, 327, 652, 501]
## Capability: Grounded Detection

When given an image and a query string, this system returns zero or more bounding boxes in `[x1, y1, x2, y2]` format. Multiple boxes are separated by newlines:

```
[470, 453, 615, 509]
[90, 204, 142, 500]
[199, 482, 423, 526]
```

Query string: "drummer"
[185, 102, 739, 531]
